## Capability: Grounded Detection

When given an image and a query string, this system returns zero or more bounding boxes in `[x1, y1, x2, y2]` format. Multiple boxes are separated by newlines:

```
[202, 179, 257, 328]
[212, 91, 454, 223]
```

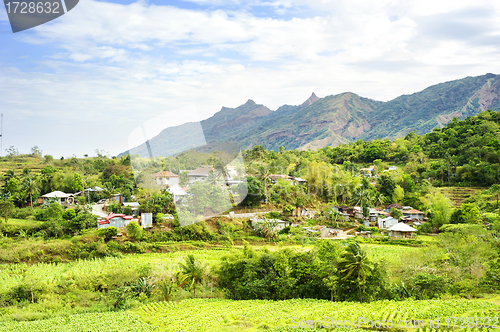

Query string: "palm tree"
[257, 165, 271, 203]
[214, 161, 231, 186]
[22, 175, 39, 209]
[177, 254, 205, 298]
[337, 242, 372, 302]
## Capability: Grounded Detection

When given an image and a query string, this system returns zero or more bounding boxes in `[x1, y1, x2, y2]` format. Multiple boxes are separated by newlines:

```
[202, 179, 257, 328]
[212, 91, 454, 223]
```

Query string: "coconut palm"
[177, 254, 205, 298]
[22, 175, 39, 209]
[337, 242, 372, 302]
[257, 165, 271, 203]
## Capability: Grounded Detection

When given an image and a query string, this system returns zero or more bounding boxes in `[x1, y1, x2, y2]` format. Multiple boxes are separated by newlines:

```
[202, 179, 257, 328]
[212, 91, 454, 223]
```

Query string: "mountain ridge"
[121, 73, 500, 157]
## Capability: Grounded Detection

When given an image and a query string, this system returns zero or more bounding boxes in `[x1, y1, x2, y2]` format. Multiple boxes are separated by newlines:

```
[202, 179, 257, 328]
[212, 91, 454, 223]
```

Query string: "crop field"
[134, 298, 500, 332]
[0, 297, 497, 332]
[0, 311, 156, 332]
[0, 249, 231, 294]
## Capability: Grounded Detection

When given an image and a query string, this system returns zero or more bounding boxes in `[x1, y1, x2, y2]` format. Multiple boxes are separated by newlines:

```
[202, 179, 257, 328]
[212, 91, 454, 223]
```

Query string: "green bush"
[62, 208, 77, 221]
[68, 213, 97, 233]
[97, 226, 117, 242]
[11, 207, 32, 219]
[126, 221, 143, 241]
[267, 211, 281, 219]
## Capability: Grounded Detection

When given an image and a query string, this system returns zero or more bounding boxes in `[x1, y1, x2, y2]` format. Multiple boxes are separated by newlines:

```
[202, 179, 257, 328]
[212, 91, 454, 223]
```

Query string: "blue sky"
[1, 0, 500, 157]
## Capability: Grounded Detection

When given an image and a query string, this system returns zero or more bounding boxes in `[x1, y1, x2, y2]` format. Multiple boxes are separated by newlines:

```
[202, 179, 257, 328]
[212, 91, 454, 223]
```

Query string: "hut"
[387, 223, 417, 238]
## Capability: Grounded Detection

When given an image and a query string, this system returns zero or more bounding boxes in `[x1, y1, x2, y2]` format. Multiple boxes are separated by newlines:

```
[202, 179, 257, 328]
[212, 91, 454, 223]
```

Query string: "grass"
[5, 218, 41, 227]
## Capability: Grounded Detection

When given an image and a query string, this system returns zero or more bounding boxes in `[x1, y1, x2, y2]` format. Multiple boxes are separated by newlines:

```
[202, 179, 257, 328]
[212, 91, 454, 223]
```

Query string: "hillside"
[123, 73, 500, 157]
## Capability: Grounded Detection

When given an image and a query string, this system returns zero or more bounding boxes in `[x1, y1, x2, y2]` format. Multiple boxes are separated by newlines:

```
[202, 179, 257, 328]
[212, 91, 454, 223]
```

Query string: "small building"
[152, 171, 180, 188]
[293, 177, 307, 185]
[378, 216, 399, 229]
[110, 194, 124, 204]
[168, 185, 187, 202]
[74, 186, 104, 196]
[123, 202, 140, 215]
[384, 204, 403, 213]
[251, 218, 292, 232]
[403, 209, 425, 221]
[41, 191, 74, 205]
[141, 213, 153, 228]
[97, 213, 136, 229]
[387, 222, 417, 238]
[369, 209, 379, 222]
[188, 167, 214, 184]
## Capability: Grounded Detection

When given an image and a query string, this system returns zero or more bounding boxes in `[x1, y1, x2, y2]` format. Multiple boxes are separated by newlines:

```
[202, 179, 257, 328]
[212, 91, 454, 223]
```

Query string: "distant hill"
[121, 73, 500, 157]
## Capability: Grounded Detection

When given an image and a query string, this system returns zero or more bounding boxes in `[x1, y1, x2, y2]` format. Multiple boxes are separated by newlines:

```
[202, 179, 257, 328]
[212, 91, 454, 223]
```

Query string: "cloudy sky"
[1, 0, 500, 157]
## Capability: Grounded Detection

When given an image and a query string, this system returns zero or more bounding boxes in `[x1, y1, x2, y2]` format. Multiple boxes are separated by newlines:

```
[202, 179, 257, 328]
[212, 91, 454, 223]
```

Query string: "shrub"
[97, 227, 117, 242]
[267, 211, 281, 219]
[62, 208, 77, 221]
[11, 207, 32, 219]
[68, 213, 97, 233]
[47, 203, 63, 220]
[126, 222, 143, 241]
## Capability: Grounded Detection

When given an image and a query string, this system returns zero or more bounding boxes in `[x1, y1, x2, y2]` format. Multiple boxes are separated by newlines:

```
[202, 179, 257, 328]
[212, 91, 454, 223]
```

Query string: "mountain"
[122, 73, 500, 157]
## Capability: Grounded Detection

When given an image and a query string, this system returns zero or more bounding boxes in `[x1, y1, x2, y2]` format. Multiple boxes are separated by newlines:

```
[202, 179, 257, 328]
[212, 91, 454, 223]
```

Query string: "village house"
[377, 216, 399, 229]
[188, 167, 214, 184]
[384, 204, 403, 213]
[403, 209, 425, 221]
[369, 208, 379, 222]
[41, 191, 75, 205]
[168, 185, 187, 202]
[152, 171, 180, 188]
[387, 222, 417, 238]
[97, 214, 136, 229]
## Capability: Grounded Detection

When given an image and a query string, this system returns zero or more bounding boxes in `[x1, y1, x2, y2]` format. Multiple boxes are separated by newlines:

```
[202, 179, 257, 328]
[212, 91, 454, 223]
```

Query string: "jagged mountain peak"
[300, 92, 320, 108]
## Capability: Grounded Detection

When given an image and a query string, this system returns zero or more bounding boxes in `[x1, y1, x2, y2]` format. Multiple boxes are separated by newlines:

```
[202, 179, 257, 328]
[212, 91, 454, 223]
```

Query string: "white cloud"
[2, 0, 500, 156]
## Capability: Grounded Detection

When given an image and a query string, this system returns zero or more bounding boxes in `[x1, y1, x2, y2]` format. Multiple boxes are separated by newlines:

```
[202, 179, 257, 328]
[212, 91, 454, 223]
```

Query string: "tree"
[30, 146, 42, 157]
[272, 250, 296, 300]
[486, 184, 500, 209]
[47, 202, 63, 220]
[72, 173, 83, 193]
[393, 185, 405, 203]
[68, 212, 97, 233]
[5, 145, 19, 157]
[179, 171, 189, 187]
[177, 254, 205, 298]
[337, 242, 372, 302]
[378, 173, 396, 201]
[425, 191, 452, 229]
[257, 165, 271, 203]
[22, 175, 39, 209]
[0, 200, 14, 222]
[390, 207, 402, 220]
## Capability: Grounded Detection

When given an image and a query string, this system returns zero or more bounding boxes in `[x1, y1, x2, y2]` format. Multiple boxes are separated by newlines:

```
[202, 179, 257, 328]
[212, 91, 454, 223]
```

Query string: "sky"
[1, 0, 500, 158]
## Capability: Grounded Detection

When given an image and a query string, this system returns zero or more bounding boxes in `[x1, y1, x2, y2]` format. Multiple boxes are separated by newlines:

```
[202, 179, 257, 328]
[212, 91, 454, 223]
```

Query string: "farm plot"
[136, 298, 500, 332]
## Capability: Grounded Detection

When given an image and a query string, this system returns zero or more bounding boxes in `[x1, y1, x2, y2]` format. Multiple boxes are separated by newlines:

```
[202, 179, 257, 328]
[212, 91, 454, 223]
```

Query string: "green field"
[1, 297, 497, 332]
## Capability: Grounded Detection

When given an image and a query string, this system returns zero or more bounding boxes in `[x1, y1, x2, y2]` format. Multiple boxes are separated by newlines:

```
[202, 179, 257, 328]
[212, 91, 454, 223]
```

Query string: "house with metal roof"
[41, 191, 75, 205]
[188, 167, 214, 184]
[403, 209, 425, 221]
[97, 213, 136, 229]
[387, 222, 417, 238]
